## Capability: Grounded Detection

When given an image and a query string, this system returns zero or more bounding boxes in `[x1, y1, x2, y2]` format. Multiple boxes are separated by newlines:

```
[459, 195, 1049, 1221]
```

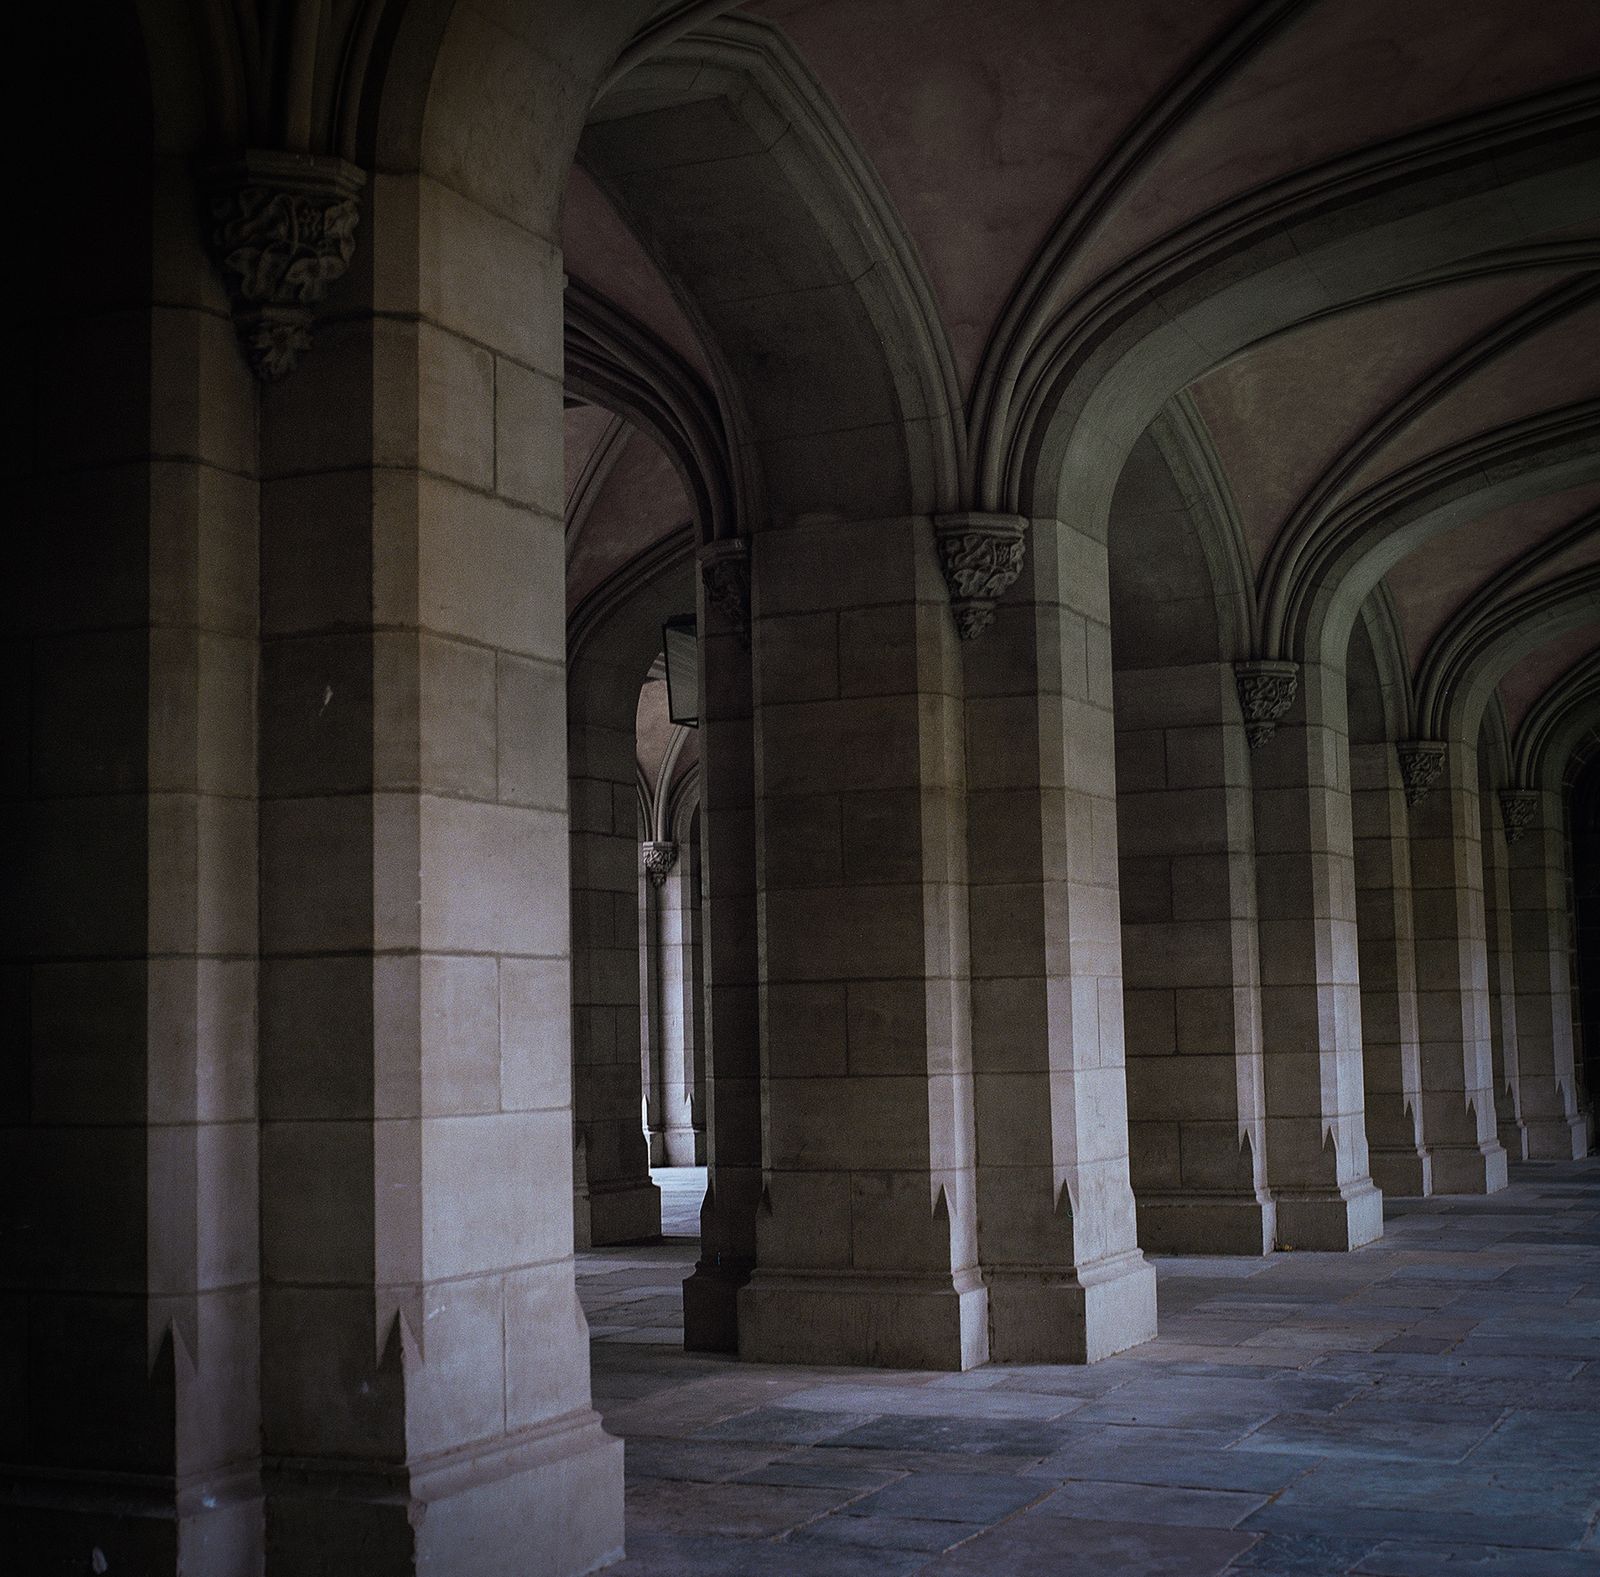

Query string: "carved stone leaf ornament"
[204, 151, 366, 380]
[1500, 789, 1538, 844]
[642, 841, 679, 887]
[698, 537, 752, 648]
[1233, 660, 1300, 749]
[1397, 741, 1447, 806]
[933, 513, 1027, 639]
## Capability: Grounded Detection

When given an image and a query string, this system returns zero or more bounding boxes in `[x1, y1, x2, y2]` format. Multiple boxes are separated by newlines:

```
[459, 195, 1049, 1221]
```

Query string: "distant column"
[1251, 661, 1385, 1248]
[1405, 741, 1509, 1193]
[1116, 663, 1275, 1253]
[1508, 789, 1588, 1159]
[1350, 738, 1433, 1195]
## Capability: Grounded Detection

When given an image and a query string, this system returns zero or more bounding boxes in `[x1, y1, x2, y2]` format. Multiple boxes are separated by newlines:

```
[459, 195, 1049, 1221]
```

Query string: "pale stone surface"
[1116, 661, 1275, 1255]
[739, 516, 988, 1370]
[1250, 663, 1385, 1249]
[1509, 793, 1589, 1161]
[1349, 736, 1433, 1197]
[1406, 742, 1510, 1195]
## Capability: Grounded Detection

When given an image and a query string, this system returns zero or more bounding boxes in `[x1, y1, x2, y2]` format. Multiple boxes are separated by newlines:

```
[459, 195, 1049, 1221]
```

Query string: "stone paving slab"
[580, 1159, 1600, 1574]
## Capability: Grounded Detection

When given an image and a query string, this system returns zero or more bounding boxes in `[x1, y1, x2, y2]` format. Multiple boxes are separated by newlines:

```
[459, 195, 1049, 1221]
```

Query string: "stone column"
[2, 137, 264, 1569]
[683, 546, 761, 1351]
[640, 853, 667, 1166]
[654, 843, 701, 1165]
[1404, 742, 1509, 1193]
[1350, 739, 1432, 1195]
[1479, 773, 1527, 1160]
[1251, 661, 1385, 1248]
[567, 651, 661, 1245]
[736, 517, 987, 1370]
[962, 514, 1158, 1356]
[1508, 790, 1588, 1158]
[686, 820, 709, 1160]
[1113, 663, 1274, 1254]
[255, 169, 620, 1575]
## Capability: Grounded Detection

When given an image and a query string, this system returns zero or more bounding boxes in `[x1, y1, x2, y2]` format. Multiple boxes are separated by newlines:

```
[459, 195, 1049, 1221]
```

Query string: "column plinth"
[1273, 1178, 1385, 1251]
[1136, 1195, 1278, 1256]
[740, 1269, 989, 1371]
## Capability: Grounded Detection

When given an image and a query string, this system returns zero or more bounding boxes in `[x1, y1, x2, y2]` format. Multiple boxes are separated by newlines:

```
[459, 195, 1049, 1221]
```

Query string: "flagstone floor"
[578, 1161, 1600, 1575]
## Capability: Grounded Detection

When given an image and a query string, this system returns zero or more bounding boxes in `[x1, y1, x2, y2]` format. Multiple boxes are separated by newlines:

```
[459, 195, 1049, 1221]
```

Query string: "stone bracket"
[1499, 788, 1538, 843]
[202, 150, 366, 381]
[1233, 659, 1299, 749]
[698, 537, 752, 648]
[933, 513, 1027, 639]
[643, 840, 678, 887]
[1397, 740, 1446, 806]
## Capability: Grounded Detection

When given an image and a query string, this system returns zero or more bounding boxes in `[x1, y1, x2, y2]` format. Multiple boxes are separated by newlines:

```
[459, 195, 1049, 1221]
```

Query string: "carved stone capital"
[1233, 660, 1299, 749]
[933, 513, 1027, 639]
[1397, 741, 1447, 806]
[698, 537, 752, 649]
[202, 151, 366, 381]
[1499, 789, 1538, 844]
[642, 840, 679, 887]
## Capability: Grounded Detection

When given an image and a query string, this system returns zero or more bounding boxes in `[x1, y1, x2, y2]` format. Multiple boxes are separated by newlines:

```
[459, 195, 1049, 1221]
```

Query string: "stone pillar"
[1251, 661, 1385, 1248]
[2, 133, 265, 1570]
[687, 819, 709, 1158]
[1405, 742, 1509, 1193]
[1114, 664, 1274, 1254]
[684, 545, 761, 1351]
[1508, 790, 1588, 1158]
[567, 653, 661, 1245]
[736, 517, 987, 1370]
[1350, 739, 1433, 1195]
[1479, 773, 1527, 1160]
[654, 843, 701, 1165]
[640, 853, 667, 1167]
[962, 515, 1159, 1357]
[254, 169, 621, 1575]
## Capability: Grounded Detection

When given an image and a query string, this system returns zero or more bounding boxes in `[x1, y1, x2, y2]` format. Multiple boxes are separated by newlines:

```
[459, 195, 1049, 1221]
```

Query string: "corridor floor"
[577, 1161, 1600, 1575]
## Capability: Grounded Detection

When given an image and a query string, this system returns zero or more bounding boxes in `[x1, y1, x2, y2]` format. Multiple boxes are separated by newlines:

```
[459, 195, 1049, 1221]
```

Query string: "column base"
[1523, 1113, 1588, 1161]
[1430, 1140, 1509, 1194]
[1274, 1177, 1385, 1250]
[266, 1409, 623, 1577]
[1369, 1146, 1433, 1198]
[662, 1126, 701, 1167]
[738, 1269, 989, 1370]
[1497, 1120, 1530, 1163]
[573, 1177, 662, 1247]
[0, 1467, 262, 1576]
[682, 1258, 752, 1353]
[1135, 1193, 1276, 1256]
[986, 1251, 1157, 1363]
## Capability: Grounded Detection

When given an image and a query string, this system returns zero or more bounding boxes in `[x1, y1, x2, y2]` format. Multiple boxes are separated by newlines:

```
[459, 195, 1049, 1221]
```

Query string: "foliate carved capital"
[1499, 789, 1538, 844]
[1233, 660, 1299, 749]
[1397, 741, 1447, 806]
[642, 841, 679, 887]
[203, 151, 366, 381]
[934, 514, 1027, 639]
[698, 537, 752, 649]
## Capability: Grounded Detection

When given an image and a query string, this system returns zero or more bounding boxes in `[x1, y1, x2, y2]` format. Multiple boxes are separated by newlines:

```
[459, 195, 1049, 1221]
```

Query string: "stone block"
[500, 956, 572, 1112]
[495, 356, 564, 513]
[418, 797, 566, 956]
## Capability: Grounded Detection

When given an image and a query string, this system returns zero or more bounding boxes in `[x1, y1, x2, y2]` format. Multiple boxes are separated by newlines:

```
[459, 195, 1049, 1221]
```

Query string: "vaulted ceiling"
[562, 0, 1600, 780]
